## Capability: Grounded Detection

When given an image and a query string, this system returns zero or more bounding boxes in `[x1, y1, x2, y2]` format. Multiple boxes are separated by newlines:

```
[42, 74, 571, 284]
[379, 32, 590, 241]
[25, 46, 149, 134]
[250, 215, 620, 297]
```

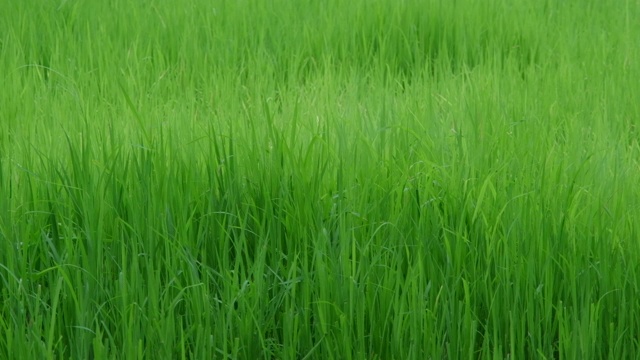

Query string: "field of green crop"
[1, 0, 640, 358]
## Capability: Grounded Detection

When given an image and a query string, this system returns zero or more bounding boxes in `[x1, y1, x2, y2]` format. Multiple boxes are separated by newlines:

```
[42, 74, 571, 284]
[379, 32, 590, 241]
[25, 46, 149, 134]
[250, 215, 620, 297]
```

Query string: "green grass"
[1, 0, 640, 358]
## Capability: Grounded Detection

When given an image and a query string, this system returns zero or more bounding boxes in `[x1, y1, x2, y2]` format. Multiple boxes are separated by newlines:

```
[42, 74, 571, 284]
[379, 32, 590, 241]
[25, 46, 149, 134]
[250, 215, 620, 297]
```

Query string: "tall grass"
[1, 0, 640, 358]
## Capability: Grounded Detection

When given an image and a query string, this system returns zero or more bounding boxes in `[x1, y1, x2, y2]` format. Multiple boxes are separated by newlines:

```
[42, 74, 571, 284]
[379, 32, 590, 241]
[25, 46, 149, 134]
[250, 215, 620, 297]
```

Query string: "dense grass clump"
[1, 0, 640, 358]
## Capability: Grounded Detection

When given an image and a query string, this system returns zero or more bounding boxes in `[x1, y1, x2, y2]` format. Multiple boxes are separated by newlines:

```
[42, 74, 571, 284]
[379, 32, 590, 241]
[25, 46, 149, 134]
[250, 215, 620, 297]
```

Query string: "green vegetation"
[1, 0, 639, 358]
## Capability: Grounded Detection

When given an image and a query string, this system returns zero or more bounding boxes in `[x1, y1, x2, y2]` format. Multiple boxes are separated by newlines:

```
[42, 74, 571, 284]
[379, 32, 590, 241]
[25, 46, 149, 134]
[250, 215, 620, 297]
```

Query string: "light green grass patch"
[1, 0, 640, 358]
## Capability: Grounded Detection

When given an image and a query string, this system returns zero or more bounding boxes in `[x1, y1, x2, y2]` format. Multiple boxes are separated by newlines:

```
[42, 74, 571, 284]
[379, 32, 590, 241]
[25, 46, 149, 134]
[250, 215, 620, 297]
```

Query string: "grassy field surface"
[1, 0, 640, 358]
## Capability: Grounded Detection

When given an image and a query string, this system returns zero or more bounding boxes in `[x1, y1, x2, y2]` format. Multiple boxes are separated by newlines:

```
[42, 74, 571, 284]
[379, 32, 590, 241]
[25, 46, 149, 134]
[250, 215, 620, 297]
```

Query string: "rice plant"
[1, 0, 639, 358]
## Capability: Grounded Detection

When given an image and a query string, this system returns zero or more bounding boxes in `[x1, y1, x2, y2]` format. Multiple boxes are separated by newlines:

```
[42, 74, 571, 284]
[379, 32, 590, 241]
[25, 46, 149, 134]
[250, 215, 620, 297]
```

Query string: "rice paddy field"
[1, 0, 640, 358]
